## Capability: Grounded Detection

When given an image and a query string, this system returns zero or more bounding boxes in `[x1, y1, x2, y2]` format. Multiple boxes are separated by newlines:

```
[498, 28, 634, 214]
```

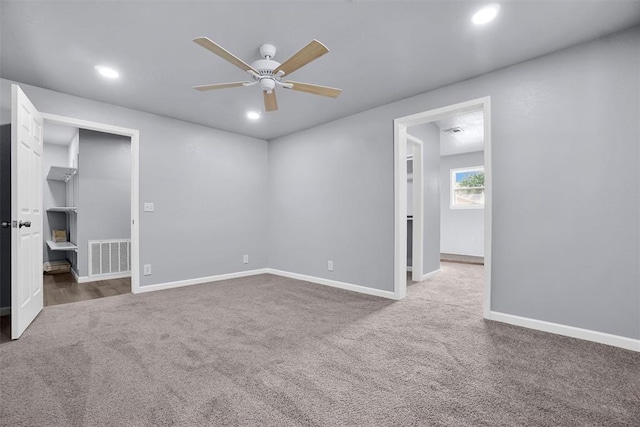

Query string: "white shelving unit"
[46, 166, 76, 182]
[47, 207, 77, 213]
[46, 241, 78, 251]
[46, 165, 79, 253]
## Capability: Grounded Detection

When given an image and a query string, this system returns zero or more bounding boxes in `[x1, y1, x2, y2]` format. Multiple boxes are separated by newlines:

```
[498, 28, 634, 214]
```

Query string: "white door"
[11, 84, 44, 339]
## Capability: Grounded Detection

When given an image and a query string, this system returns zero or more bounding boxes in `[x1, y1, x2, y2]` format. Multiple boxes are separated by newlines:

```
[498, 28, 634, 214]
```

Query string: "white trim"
[394, 121, 408, 300]
[74, 272, 132, 284]
[482, 100, 492, 319]
[406, 133, 422, 145]
[393, 96, 492, 312]
[267, 269, 398, 300]
[135, 269, 269, 294]
[407, 134, 424, 282]
[0, 306, 10, 316]
[421, 268, 441, 282]
[40, 113, 140, 294]
[487, 311, 640, 352]
[70, 267, 80, 282]
[406, 266, 412, 272]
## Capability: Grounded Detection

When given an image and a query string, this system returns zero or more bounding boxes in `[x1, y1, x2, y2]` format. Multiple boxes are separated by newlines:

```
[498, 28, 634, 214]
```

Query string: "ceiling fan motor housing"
[259, 44, 276, 59]
[251, 59, 281, 75]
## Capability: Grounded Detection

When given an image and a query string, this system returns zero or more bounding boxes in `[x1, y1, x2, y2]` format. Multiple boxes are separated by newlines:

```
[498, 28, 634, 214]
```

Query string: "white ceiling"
[44, 122, 77, 146]
[2, 1, 639, 140]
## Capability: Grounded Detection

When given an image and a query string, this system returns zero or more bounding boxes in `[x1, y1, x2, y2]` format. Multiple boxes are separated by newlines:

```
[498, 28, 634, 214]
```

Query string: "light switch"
[144, 202, 154, 212]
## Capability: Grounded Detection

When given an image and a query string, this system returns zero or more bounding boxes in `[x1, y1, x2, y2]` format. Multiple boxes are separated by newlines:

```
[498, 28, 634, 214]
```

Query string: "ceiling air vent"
[442, 126, 464, 134]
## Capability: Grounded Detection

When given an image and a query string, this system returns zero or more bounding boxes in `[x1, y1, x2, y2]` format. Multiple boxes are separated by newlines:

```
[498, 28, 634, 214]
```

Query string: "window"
[450, 166, 484, 209]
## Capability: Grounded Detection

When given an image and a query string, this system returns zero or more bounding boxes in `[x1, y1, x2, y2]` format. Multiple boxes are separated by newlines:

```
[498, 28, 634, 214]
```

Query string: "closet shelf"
[47, 207, 77, 213]
[47, 166, 77, 182]
[46, 241, 78, 251]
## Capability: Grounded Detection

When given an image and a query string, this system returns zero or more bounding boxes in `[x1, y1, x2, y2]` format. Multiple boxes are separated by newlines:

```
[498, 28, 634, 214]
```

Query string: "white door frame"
[393, 97, 492, 318]
[406, 133, 424, 282]
[41, 113, 140, 293]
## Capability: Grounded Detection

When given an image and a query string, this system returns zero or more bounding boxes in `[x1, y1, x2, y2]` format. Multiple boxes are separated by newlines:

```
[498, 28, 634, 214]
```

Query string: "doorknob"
[1, 221, 12, 228]
[18, 220, 31, 228]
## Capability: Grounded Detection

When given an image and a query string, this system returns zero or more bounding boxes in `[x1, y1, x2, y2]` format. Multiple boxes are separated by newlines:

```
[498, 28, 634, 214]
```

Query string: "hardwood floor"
[440, 253, 484, 265]
[44, 273, 131, 306]
[0, 315, 9, 342]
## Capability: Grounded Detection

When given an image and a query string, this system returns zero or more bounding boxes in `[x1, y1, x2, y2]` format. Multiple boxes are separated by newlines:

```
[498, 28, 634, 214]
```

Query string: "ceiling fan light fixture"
[472, 4, 501, 25]
[259, 78, 276, 92]
[94, 65, 119, 79]
[246, 111, 261, 120]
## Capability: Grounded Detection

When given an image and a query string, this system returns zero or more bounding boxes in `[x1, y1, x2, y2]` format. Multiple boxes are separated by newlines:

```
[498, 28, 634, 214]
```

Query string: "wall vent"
[89, 239, 131, 277]
[442, 126, 464, 134]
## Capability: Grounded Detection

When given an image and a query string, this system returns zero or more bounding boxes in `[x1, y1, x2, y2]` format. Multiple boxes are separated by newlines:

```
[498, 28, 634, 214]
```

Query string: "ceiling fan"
[192, 37, 342, 112]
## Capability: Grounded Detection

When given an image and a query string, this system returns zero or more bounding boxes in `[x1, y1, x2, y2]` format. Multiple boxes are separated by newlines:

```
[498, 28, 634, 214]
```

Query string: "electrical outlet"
[327, 260, 333, 271]
[143, 202, 154, 212]
[143, 264, 152, 275]
[243, 254, 249, 264]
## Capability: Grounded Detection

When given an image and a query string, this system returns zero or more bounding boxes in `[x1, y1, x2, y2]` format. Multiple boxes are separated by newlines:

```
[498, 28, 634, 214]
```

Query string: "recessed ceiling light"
[472, 4, 501, 25]
[94, 65, 119, 79]
[246, 111, 261, 120]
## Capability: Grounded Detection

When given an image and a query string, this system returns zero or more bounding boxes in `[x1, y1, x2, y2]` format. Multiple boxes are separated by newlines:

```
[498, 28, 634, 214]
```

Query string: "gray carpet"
[1, 263, 638, 426]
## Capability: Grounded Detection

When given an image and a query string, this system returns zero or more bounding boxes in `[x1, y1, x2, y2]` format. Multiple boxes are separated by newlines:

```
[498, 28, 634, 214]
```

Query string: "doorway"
[406, 134, 424, 282]
[42, 123, 134, 306]
[393, 97, 491, 317]
[41, 114, 140, 294]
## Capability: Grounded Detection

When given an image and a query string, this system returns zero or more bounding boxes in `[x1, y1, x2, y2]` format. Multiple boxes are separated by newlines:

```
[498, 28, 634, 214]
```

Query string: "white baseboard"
[421, 268, 441, 281]
[0, 306, 10, 316]
[134, 267, 397, 301]
[71, 267, 131, 284]
[76, 272, 131, 284]
[266, 268, 398, 300]
[487, 311, 640, 353]
[135, 268, 269, 294]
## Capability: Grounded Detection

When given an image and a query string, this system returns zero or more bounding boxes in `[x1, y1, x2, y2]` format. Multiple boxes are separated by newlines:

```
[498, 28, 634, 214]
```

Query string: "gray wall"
[409, 124, 441, 275]
[268, 27, 640, 339]
[1, 79, 269, 286]
[440, 151, 484, 257]
[76, 129, 131, 277]
[42, 143, 70, 263]
[268, 116, 393, 290]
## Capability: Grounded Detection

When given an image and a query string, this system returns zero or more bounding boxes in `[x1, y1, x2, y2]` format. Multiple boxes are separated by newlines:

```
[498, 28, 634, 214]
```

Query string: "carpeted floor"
[1, 263, 638, 426]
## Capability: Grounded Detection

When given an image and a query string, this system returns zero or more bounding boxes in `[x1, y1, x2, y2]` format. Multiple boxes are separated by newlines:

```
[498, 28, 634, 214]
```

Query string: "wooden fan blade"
[263, 90, 278, 112]
[284, 81, 342, 98]
[273, 40, 329, 76]
[193, 81, 251, 91]
[193, 37, 258, 74]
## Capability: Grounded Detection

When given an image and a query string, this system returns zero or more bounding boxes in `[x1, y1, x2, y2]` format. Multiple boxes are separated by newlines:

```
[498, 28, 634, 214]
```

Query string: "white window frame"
[450, 166, 485, 210]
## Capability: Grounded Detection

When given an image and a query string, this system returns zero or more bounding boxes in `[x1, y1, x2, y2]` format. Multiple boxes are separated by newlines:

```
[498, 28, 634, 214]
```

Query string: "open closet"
[43, 125, 132, 305]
